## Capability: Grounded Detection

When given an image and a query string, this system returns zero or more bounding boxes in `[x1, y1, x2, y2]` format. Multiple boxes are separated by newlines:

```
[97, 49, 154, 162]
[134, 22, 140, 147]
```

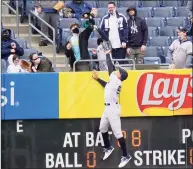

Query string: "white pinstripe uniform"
[99, 72, 123, 139]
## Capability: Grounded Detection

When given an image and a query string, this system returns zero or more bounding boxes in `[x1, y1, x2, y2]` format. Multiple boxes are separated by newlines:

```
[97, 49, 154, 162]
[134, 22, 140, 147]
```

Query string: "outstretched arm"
[92, 70, 107, 88]
[106, 53, 115, 76]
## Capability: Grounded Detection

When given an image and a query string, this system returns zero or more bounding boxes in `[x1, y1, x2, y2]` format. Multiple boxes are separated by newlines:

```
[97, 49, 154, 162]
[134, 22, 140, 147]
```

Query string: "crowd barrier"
[1, 69, 192, 120]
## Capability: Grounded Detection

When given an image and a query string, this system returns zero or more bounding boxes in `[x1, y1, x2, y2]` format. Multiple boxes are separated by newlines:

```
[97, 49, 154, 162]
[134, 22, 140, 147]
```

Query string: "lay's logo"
[137, 72, 193, 116]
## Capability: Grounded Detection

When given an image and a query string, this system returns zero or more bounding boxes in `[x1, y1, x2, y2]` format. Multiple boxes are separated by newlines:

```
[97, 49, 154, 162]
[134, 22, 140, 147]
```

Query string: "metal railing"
[2, 1, 19, 37]
[73, 59, 135, 72]
[28, 10, 56, 70]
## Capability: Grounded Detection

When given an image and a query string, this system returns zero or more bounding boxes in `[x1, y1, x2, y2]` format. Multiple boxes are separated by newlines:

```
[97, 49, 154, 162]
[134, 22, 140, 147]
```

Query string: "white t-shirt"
[7, 65, 24, 73]
[104, 72, 122, 103]
[108, 14, 122, 49]
[169, 39, 192, 68]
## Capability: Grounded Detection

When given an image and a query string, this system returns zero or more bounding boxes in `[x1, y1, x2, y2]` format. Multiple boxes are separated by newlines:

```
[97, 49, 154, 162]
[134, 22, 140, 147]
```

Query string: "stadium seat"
[58, 18, 79, 29]
[176, 7, 189, 17]
[144, 46, 160, 58]
[153, 7, 176, 17]
[84, 1, 97, 8]
[14, 38, 28, 49]
[165, 57, 170, 63]
[88, 38, 98, 48]
[160, 0, 181, 7]
[137, 7, 153, 18]
[97, 8, 108, 18]
[21, 48, 38, 60]
[181, 0, 188, 6]
[148, 27, 159, 37]
[171, 36, 178, 42]
[148, 36, 171, 46]
[162, 46, 169, 57]
[158, 26, 177, 36]
[117, 7, 127, 16]
[143, 57, 161, 64]
[140, 0, 161, 7]
[118, 1, 137, 7]
[145, 17, 166, 27]
[166, 17, 190, 27]
[94, 18, 101, 27]
[97, 0, 117, 8]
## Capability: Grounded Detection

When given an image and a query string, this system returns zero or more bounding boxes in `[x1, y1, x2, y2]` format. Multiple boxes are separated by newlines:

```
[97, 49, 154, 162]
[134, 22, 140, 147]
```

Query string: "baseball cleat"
[118, 155, 132, 168]
[103, 146, 114, 160]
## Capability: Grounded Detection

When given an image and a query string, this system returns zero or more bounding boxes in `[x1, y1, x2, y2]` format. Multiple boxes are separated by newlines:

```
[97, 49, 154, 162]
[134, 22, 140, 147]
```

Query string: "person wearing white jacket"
[7, 55, 27, 73]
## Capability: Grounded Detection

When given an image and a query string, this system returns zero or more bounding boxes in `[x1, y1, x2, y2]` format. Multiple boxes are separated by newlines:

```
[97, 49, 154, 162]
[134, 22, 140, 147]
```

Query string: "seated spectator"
[66, 0, 92, 21]
[126, 7, 148, 64]
[7, 55, 28, 73]
[167, 27, 192, 69]
[1, 29, 24, 72]
[29, 53, 54, 72]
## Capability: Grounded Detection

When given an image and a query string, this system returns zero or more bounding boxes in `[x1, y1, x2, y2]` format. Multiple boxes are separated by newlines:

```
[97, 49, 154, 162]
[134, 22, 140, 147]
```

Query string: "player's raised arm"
[106, 54, 116, 76]
[92, 70, 107, 88]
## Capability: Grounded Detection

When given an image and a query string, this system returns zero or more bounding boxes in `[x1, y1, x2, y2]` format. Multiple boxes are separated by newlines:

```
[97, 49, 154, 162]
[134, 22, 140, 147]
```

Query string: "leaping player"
[92, 54, 132, 168]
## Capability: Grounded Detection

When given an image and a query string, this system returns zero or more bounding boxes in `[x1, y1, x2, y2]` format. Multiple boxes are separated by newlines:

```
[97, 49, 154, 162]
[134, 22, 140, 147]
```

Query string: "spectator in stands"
[186, 1, 193, 36]
[66, 0, 92, 21]
[64, 9, 97, 71]
[91, 37, 112, 71]
[167, 27, 192, 69]
[29, 53, 54, 72]
[126, 7, 148, 64]
[100, 2, 128, 63]
[37, 1, 59, 46]
[7, 55, 28, 73]
[1, 29, 24, 72]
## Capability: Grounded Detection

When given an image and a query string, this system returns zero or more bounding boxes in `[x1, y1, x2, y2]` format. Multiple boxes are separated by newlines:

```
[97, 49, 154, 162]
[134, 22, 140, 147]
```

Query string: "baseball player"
[92, 54, 132, 168]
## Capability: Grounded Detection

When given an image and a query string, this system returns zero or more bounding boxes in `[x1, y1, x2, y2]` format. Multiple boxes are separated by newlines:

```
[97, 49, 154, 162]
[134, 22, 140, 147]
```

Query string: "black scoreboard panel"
[1, 116, 193, 168]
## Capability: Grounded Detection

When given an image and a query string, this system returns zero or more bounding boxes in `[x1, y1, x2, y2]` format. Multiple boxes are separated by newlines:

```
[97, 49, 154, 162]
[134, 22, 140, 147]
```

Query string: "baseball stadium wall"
[1, 69, 192, 120]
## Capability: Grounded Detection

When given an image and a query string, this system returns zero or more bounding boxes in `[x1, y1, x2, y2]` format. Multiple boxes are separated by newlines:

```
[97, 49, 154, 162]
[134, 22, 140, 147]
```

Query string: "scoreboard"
[1, 116, 193, 168]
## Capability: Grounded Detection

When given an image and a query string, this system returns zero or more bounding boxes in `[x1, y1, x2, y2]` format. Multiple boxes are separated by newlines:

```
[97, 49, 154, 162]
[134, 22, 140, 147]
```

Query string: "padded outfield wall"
[1, 69, 193, 168]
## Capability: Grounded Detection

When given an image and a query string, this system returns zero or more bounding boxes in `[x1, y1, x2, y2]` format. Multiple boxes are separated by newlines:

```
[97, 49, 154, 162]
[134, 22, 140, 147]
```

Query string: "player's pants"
[99, 103, 123, 139]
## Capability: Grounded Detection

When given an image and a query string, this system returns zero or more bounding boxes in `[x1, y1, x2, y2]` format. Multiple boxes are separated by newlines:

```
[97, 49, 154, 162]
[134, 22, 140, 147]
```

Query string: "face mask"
[2, 34, 10, 40]
[178, 35, 184, 41]
[72, 27, 79, 34]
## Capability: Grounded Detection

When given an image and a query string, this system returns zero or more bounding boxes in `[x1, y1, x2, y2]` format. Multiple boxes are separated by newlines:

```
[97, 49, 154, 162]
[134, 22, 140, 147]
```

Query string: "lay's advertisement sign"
[59, 69, 192, 119]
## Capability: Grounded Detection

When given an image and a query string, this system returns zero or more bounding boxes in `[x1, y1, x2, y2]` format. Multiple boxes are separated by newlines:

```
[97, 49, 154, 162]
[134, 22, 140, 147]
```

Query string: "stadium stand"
[2, 0, 192, 71]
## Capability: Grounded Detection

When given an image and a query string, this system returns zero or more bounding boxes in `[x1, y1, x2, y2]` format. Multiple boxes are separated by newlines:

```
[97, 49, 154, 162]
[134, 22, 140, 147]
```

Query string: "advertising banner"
[2, 116, 193, 168]
[1, 73, 59, 120]
[59, 69, 192, 119]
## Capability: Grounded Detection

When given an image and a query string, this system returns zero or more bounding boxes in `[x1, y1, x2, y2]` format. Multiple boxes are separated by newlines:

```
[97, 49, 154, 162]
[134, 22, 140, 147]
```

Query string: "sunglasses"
[32, 57, 39, 61]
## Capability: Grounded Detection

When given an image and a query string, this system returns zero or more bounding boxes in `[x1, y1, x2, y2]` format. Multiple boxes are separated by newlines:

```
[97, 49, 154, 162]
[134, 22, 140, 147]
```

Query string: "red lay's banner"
[120, 69, 192, 117]
[137, 72, 192, 115]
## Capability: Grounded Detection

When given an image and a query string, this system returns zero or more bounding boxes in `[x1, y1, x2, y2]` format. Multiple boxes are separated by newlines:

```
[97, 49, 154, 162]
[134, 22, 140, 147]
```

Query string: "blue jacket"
[1, 39, 24, 60]
[66, 2, 92, 19]
[100, 12, 128, 44]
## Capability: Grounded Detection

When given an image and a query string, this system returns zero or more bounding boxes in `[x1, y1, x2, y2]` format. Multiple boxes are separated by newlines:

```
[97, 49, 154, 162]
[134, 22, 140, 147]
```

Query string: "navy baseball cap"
[118, 68, 128, 81]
